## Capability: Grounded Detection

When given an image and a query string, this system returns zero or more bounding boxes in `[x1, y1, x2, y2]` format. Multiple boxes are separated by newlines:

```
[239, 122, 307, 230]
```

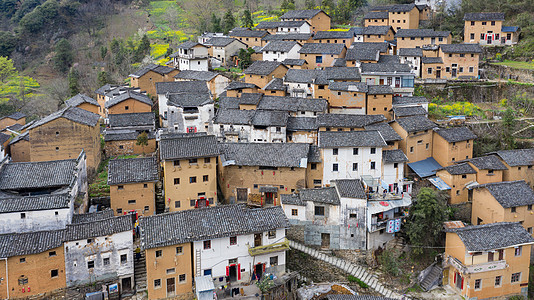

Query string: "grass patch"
[407, 284, 423, 292]
[429, 100, 484, 119]
[88, 155, 139, 197]
[491, 60, 534, 70]
[347, 275, 368, 288]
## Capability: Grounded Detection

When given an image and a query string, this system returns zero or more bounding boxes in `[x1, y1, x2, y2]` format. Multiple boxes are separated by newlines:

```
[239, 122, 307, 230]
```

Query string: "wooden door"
[321, 233, 330, 249]
[254, 233, 262, 247]
[236, 188, 248, 202]
[166, 278, 175, 297]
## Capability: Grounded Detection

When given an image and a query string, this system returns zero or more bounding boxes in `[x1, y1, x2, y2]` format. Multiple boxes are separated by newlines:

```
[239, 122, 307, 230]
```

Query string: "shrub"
[347, 275, 368, 288]
[378, 250, 401, 276]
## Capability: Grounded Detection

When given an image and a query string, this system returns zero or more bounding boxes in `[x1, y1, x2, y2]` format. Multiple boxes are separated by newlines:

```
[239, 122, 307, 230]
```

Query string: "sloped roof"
[108, 157, 159, 185]
[365, 123, 402, 141]
[363, 26, 392, 35]
[282, 58, 307, 66]
[422, 57, 443, 64]
[364, 11, 389, 19]
[333, 179, 366, 199]
[467, 155, 508, 170]
[230, 29, 269, 38]
[160, 135, 219, 160]
[360, 62, 412, 74]
[370, 3, 416, 12]
[0, 159, 77, 190]
[205, 37, 241, 47]
[392, 105, 427, 117]
[244, 61, 286, 76]
[257, 96, 327, 112]
[262, 41, 300, 53]
[383, 149, 408, 163]
[440, 44, 482, 54]
[319, 130, 387, 148]
[476, 180, 534, 208]
[299, 187, 340, 205]
[493, 149, 534, 167]
[1, 112, 26, 120]
[262, 33, 312, 42]
[219, 143, 309, 167]
[130, 63, 176, 78]
[140, 204, 289, 249]
[463, 12, 505, 21]
[263, 78, 287, 91]
[367, 85, 394, 95]
[447, 222, 534, 252]
[66, 214, 133, 241]
[0, 230, 65, 257]
[313, 30, 355, 39]
[298, 43, 345, 55]
[72, 209, 114, 224]
[286, 117, 317, 131]
[177, 41, 205, 49]
[317, 113, 385, 128]
[156, 81, 210, 95]
[105, 91, 153, 108]
[108, 112, 155, 128]
[346, 42, 388, 61]
[440, 163, 477, 175]
[214, 109, 255, 125]
[398, 48, 423, 57]
[65, 94, 99, 107]
[225, 81, 259, 90]
[0, 193, 71, 213]
[328, 81, 368, 92]
[174, 70, 219, 81]
[434, 127, 477, 143]
[251, 110, 289, 127]
[28, 106, 100, 130]
[104, 129, 156, 142]
[392, 96, 428, 106]
[167, 92, 213, 107]
[394, 115, 436, 133]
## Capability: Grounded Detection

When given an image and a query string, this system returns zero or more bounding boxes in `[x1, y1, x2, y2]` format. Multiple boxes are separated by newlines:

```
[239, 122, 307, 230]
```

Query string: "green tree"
[238, 48, 255, 69]
[136, 131, 149, 147]
[97, 71, 113, 87]
[241, 10, 254, 28]
[211, 13, 222, 32]
[166, 46, 174, 57]
[0, 56, 16, 83]
[349, 0, 367, 9]
[134, 34, 151, 62]
[333, 0, 351, 23]
[305, 0, 316, 9]
[281, 0, 296, 10]
[53, 39, 74, 73]
[0, 31, 17, 57]
[502, 107, 516, 150]
[404, 188, 449, 255]
[67, 68, 80, 97]
[222, 10, 236, 34]
[100, 46, 108, 60]
[321, 0, 334, 14]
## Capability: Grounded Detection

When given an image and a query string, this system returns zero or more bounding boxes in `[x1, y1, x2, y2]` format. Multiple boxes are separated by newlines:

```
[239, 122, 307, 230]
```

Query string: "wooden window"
[498, 249, 504, 260]
[313, 179, 322, 185]
[474, 279, 481, 290]
[87, 261, 95, 269]
[495, 276, 501, 286]
[155, 250, 162, 258]
[128, 200, 136, 205]
[179, 274, 186, 282]
[352, 163, 358, 171]
[117, 208, 122, 214]
[370, 147, 376, 154]
[174, 201, 180, 208]
[270, 256, 278, 266]
[204, 157, 211, 163]
[173, 160, 180, 166]
[154, 279, 161, 288]
[51, 269, 59, 278]
[370, 162, 376, 169]
[203, 175, 209, 182]
[176, 246, 183, 254]
[203, 240, 211, 250]
[394, 163, 398, 168]
[514, 246, 522, 256]
[143, 183, 148, 188]
[166, 268, 175, 274]
[189, 158, 198, 164]
[488, 251, 494, 262]
[332, 164, 338, 172]
[511, 272, 521, 283]
[230, 236, 237, 245]
[174, 178, 180, 185]
[333, 148, 338, 155]
[20, 258, 26, 263]
[528, 205, 532, 211]
[190, 176, 197, 183]
[190, 199, 196, 207]
[49, 251, 56, 257]
[103, 257, 110, 265]
[511, 207, 516, 213]
[315, 206, 325, 216]
[20, 213, 26, 219]
[120, 254, 127, 264]
[353, 148, 359, 155]
[291, 209, 298, 216]
[268, 230, 276, 239]
[311, 163, 317, 170]
[118, 185, 124, 190]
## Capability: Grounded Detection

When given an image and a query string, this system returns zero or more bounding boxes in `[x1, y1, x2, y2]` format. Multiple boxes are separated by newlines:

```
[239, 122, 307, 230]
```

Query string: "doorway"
[265, 192, 275, 205]
[121, 277, 131, 291]
[197, 199, 207, 208]
[451, 68, 457, 78]
[455, 272, 462, 290]
[229, 265, 238, 282]
[166, 278, 175, 297]
[321, 233, 330, 249]
[237, 188, 248, 203]
[254, 233, 262, 247]
[254, 263, 264, 280]
[436, 70, 441, 78]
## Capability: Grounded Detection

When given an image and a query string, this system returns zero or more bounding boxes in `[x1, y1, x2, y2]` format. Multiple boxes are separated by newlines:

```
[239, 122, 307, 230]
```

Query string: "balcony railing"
[248, 238, 290, 256]
[446, 255, 507, 274]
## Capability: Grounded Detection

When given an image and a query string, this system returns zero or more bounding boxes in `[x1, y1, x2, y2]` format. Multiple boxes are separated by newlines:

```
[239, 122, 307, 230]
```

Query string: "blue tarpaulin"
[428, 176, 451, 190]
[408, 157, 442, 178]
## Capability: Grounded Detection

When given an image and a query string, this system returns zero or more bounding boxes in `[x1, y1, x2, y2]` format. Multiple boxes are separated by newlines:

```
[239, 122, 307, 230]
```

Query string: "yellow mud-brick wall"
[107, 98, 153, 115]
[432, 134, 473, 167]
[110, 181, 156, 217]
[104, 139, 157, 157]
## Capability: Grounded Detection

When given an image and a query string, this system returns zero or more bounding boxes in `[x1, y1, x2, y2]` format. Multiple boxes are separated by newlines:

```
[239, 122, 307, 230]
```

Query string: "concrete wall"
[0, 207, 72, 234]
[263, 45, 302, 62]
[321, 146, 383, 185]
[167, 103, 214, 134]
[64, 231, 134, 288]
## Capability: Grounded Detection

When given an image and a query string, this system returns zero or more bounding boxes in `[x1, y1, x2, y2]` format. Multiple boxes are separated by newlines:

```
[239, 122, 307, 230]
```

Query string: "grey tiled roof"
[160, 135, 219, 160]
[95, 84, 117, 95]
[363, 26, 392, 35]
[104, 129, 156, 142]
[174, 70, 219, 81]
[378, 55, 400, 64]
[240, 93, 263, 105]
[464, 12, 505, 21]
[28, 106, 100, 130]
[71, 209, 115, 224]
[66, 214, 133, 241]
[105, 91, 153, 108]
[140, 204, 290, 249]
[313, 30, 355, 39]
[467, 155, 508, 170]
[317, 113, 385, 128]
[308, 145, 321, 163]
[298, 43, 345, 54]
[205, 37, 241, 47]
[440, 44, 482, 54]
[322, 67, 361, 81]
[176, 41, 202, 49]
[286, 117, 317, 131]
[434, 127, 477, 143]
[217, 97, 239, 109]
[282, 58, 306, 66]
[262, 41, 300, 53]
[281, 9, 324, 19]
[264, 78, 287, 91]
[8, 131, 29, 145]
[225, 81, 259, 90]
[108, 112, 155, 128]
[284, 69, 320, 83]
[332, 179, 366, 199]
[360, 62, 412, 74]
[441, 163, 477, 175]
[251, 110, 289, 127]
[0, 230, 65, 257]
[108, 157, 159, 185]
[0, 193, 71, 213]
[258, 96, 327, 112]
[477, 180, 534, 208]
[256, 21, 284, 29]
[421, 57, 443, 64]
[167, 92, 213, 107]
[392, 96, 428, 106]
[280, 193, 305, 206]
[230, 30, 269, 38]
[392, 105, 427, 117]
[398, 48, 423, 57]
[394, 115, 437, 133]
[0, 159, 77, 190]
[383, 149, 408, 163]
[0, 133, 9, 145]
[494, 149, 534, 167]
[364, 11, 389, 19]
[278, 21, 310, 27]
[370, 3, 416, 12]
[244, 61, 286, 76]
[219, 143, 309, 167]
[319, 130, 387, 148]
[214, 109, 255, 125]
[448, 222, 534, 252]
[130, 63, 176, 78]
[395, 29, 450, 38]
[346, 42, 388, 61]
[365, 123, 402, 142]
[332, 58, 347, 67]
[327, 81, 368, 92]
[2, 112, 26, 120]
[65, 94, 99, 107]
[367, 85, 394, 94]
[156, 81, 210, 95]
[300, 187, 340, 205]
[262, 33, 312, 42]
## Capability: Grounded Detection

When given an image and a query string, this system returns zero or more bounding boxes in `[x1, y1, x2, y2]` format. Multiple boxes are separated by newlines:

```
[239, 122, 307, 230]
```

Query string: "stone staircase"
[155, 181, 165, 214]
[134, 250, 147, 292]
[419, 263, 443, 292]
[289, 240, 410, 300]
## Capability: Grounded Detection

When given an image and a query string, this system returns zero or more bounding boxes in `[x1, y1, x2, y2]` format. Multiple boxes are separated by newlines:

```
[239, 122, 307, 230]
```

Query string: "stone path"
[289, 240, 410, 300]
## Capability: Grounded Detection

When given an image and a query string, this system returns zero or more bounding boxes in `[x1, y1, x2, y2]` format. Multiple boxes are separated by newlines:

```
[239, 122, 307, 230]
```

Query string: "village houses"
[280, 9, 331, 32]
[170, 41, 210, 71]
[174, 70, 231, 97]
[65, 94, 100, 115]
[129, 64, 179, 99]
[203, 37, 247, 68]
[492, 149, 534, 188]
[244, 61, 289, 89]
[104, 112, 157, 156]
[464, 12, 520, 45]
